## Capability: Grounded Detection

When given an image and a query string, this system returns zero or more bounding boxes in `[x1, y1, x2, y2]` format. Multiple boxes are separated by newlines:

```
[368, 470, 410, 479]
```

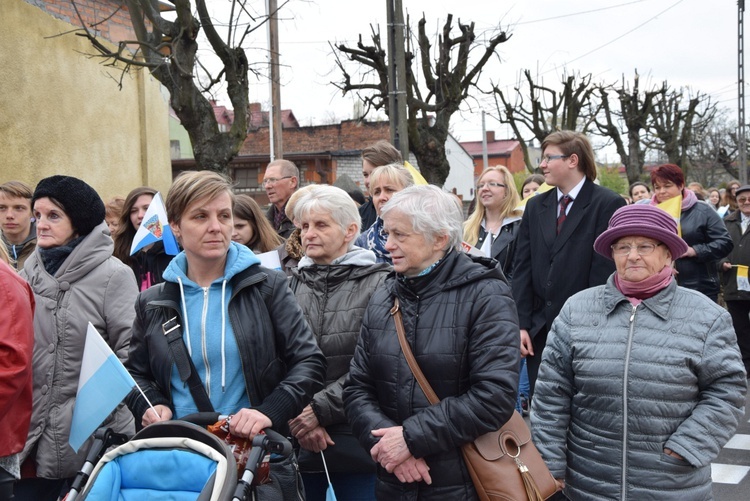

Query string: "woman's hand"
[288, 405, 320, 438]
[520, 329, 534, 357]
[393, 456, 432, 485]
[664, 448, 685, 461]
[723, 262, 733, 271]
[142, 405, 172, 427]
[297, 425, 335, 453]
[230, 408, 272, 439]
[370, 426, 411, 472]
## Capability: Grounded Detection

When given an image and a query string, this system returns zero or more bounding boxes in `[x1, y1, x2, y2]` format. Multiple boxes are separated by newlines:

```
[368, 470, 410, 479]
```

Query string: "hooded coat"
[21, 221, 138, 479]
[125, 242, 327, 433]
[531, 277, 747, 500]
[291, 247, 390, 473]
[344, 250, 520, 499]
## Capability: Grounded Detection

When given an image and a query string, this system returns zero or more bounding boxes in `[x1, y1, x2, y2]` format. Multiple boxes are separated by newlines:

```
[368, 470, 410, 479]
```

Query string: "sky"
[204, 0, 741, 149]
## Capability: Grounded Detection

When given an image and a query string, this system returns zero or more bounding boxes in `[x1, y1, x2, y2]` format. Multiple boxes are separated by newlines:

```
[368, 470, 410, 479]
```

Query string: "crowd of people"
[0, 130, 748, 500]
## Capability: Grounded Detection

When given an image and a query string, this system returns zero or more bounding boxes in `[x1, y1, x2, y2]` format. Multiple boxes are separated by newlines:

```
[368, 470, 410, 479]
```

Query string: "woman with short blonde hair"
[354, 164, 414, 264]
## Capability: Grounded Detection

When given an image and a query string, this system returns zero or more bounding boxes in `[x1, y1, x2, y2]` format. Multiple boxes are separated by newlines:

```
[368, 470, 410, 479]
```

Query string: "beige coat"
[21, 221, 137, 479]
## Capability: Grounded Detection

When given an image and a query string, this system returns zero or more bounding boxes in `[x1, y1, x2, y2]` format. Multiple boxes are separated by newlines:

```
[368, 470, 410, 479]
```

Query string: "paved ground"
[712, 386, 750, 501]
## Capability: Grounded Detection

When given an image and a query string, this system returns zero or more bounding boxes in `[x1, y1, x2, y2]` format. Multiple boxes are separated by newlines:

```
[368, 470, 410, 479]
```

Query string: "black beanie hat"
[32, 175, 105, 237]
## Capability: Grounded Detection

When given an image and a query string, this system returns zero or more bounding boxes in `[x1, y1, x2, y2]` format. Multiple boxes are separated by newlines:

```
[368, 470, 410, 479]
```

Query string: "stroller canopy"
[80, 421, 237, 501]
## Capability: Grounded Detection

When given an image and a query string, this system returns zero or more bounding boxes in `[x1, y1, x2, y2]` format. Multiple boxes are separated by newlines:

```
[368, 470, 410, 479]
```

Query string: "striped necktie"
[557, 195, 572, 234]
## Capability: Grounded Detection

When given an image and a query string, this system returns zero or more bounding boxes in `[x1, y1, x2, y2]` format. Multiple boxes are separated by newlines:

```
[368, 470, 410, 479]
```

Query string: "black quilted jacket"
[344, 250, 520, 499]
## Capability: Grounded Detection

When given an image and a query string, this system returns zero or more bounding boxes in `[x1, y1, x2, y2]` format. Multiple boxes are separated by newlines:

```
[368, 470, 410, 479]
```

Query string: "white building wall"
[443, 135, 475, 200]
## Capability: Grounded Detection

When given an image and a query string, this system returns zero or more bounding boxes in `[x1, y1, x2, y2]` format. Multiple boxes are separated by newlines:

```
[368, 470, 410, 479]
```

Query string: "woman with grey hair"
[344, 185, 520, 499]
[354, 163, 414, 264]
[288, 185, 390, 500]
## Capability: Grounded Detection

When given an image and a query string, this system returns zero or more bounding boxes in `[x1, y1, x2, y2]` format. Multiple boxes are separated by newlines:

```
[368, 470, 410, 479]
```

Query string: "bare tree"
[493, 70, 599, 172]
[333, 14, 509, 185]
[595, 71, 664, 184]
[72, 0, 277, 173]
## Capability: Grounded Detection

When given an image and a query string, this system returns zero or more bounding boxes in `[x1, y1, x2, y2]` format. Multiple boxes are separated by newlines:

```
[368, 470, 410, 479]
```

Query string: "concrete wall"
[0, 0, 172, 200]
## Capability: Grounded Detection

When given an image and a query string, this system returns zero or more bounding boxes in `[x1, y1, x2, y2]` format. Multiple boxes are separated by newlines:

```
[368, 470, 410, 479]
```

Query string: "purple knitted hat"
[594, 204, 688, 261]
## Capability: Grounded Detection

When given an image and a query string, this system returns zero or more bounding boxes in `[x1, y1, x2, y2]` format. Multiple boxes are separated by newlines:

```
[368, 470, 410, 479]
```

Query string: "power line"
[551, 0, 687, 72]
[515, 0, 650, 25]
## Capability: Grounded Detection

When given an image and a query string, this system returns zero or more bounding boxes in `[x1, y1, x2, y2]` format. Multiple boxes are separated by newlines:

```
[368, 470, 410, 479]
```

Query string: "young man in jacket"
[512, 131, 626, 398]
[0, 181, 36, 270]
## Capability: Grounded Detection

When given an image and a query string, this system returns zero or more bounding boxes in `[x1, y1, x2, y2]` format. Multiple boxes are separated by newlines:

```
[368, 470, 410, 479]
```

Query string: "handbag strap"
[163, 317, 215, 413]
[390, 297, 440, 405]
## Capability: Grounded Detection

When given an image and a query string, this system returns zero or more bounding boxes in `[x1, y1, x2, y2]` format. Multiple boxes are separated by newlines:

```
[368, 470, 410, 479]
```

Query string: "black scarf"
[39, 235, 85, 276]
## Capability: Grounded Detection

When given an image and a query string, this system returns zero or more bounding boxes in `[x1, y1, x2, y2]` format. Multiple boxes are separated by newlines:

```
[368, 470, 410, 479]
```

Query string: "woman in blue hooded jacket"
[125, 171, 326, 500]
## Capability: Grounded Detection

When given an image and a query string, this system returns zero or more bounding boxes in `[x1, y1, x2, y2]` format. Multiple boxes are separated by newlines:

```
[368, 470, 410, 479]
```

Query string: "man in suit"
[512, 131, 626, 398]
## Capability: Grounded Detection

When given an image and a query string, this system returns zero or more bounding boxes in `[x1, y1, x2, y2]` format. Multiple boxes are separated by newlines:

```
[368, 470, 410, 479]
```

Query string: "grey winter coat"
[531, 276, 747, 501]
[291, 248, 390, 472]
[21, 222, 138, 479]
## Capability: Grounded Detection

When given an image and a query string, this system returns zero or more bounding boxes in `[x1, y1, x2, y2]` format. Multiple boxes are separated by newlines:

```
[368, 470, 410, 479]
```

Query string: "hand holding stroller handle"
[254, 428, 293, 457]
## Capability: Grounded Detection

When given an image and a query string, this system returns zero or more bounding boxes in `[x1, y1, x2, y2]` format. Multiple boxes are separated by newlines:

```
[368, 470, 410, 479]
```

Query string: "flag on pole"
[69, 323, 137, 452]
[656, 194, 683, 237]
[130, 192, 180, 256]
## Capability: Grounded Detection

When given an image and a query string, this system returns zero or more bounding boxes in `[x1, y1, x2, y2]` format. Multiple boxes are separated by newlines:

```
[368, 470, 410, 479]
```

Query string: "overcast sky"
[210, 0, 740, 148]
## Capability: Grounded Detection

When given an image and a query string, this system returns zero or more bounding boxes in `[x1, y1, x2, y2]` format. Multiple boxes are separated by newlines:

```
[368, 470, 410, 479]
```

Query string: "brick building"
[460, 131, 526, 175]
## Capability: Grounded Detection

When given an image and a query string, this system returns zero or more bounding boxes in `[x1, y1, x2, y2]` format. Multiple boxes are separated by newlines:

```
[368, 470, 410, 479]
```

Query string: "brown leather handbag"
[390, 298, 559, 501]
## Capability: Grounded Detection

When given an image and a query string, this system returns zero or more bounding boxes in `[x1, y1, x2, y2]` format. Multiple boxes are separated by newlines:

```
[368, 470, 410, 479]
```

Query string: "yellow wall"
[0, 0, 172, 200]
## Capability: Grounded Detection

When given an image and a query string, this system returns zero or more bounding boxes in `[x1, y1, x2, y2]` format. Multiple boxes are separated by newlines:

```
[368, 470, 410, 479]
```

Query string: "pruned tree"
[333, 14, 510, 185]
[72, 0, 277, 173]
[645, 87, 716, 176]
[595, 71, 664, 184]
[493, 69, 599, 172]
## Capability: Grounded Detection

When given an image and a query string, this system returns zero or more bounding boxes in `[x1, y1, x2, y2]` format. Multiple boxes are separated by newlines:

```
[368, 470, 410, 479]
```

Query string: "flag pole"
[133, 381, 162, 420]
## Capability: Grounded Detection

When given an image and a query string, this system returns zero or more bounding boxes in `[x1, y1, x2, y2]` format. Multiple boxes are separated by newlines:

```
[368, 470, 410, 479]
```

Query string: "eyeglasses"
[262, 176, 292, 186]
[541, 154, 569, 164]
[477, 181, 506, 190]
[611, 242, 664, 256]
[737, 196, 750, 204]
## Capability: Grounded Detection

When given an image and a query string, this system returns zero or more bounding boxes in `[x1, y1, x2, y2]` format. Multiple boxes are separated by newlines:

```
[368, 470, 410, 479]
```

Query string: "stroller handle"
[179, 412, 292, 456]
[179, 412, 224, 427]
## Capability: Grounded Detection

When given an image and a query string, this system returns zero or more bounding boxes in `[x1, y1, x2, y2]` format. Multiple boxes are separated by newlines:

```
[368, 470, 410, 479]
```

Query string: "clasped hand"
[370, 426, 431, 485]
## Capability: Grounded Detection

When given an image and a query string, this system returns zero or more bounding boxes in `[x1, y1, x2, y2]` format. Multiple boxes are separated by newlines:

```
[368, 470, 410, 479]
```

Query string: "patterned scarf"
[365, 217, 391, 263]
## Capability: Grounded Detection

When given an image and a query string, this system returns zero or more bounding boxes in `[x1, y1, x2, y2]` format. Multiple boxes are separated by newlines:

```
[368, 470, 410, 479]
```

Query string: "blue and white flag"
[130, 192, 179, 256]
[69, 323, 136, 452]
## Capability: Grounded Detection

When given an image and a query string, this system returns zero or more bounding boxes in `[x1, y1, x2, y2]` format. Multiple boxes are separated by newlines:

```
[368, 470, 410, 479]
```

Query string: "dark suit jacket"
[512, 179, 626, 338]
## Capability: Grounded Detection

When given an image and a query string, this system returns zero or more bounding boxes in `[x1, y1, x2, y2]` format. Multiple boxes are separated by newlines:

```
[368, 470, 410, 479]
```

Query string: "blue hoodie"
[162, 242, 261, 418]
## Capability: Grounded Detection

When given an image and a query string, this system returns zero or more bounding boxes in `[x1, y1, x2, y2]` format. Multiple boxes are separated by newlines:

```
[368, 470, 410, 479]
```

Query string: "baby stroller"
[65, 412, 292, 501]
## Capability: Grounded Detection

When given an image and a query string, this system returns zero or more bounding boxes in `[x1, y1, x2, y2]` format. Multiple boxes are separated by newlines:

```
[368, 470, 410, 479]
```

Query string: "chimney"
[485, 130, 495, 143]
[249, 102, 262, 114]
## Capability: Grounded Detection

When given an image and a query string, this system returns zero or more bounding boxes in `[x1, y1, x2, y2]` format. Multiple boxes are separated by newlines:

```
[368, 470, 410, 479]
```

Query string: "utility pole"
[268, 0, 283, 160]
[386, 0, 409, 160]
[481, 111, 489, 170]
[740, 0, 746, 184]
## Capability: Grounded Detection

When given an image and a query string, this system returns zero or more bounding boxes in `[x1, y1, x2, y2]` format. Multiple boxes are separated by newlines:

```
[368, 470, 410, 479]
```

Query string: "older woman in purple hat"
[530, 204, 747, 501]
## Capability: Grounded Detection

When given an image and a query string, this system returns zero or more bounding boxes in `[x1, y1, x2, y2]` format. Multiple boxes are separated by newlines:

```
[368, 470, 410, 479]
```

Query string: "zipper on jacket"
[621, 303, 637, 501]
[201, 287, 211, 398]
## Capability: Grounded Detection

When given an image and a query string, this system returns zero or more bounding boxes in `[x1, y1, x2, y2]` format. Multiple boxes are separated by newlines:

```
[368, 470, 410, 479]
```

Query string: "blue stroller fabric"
[85, 449, 217, 501]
